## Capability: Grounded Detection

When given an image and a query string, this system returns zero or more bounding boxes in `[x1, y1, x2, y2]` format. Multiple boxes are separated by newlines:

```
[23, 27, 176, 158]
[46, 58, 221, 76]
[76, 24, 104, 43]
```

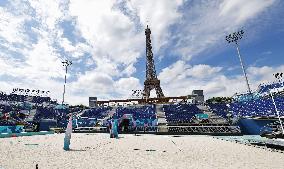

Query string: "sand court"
[1, 133, 284, 169]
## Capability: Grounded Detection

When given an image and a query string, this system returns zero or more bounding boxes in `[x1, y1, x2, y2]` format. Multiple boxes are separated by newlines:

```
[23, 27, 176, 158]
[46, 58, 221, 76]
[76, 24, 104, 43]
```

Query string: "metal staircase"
[197, 104, 228, 124]
[156, 104, 168, 132]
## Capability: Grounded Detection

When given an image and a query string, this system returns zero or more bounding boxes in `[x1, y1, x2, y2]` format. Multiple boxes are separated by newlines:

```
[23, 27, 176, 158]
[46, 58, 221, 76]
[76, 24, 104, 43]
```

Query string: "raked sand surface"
[1, 133, 284, 169]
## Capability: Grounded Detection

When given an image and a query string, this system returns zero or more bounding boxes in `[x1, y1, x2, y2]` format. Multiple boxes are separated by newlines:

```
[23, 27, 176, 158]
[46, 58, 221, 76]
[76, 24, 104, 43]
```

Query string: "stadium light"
[273, 72, 283, 80]
[226, 30, 252, 94]
[62, 59, 72, 105]
[131, 89, 144, 99]
[273, 72, 284, 89]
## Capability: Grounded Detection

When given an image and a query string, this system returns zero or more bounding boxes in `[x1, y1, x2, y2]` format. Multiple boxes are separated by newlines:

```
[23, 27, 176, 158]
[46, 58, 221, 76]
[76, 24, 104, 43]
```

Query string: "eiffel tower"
[143, 25, 165, 99]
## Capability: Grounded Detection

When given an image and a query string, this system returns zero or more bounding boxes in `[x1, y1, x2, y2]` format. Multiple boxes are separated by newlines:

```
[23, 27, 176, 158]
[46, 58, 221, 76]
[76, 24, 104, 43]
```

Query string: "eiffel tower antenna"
[143, 25, 164, 99]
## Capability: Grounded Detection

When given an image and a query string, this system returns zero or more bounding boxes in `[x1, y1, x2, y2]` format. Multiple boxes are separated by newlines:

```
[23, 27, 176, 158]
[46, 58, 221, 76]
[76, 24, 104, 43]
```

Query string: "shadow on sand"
[111, 136, 124, 139]
[68, 149, 87, 152]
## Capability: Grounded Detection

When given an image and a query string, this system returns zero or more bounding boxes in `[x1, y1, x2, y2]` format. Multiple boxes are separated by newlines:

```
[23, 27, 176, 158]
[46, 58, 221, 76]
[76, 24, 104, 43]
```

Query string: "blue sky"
[0, 0, 283, 105]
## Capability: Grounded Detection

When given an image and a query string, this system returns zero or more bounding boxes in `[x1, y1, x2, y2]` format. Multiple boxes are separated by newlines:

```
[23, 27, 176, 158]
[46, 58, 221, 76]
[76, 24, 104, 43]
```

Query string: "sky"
[0, 0, 284, 105]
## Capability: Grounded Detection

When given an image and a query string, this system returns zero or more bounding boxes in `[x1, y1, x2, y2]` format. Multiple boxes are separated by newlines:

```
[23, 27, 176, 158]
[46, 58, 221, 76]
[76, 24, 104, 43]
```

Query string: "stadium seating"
[163, 103, 203, 124]
[0, 79, 283, 132]
[72, 107, 111, 128]
[31, 106, 68, 128]
[73, 117, 97, 128]
[209, 93, 284, 118]
[229, 94, 284, 117]
[258, 81, 284, 94]
[208, 80, 284, 119]
[80, 107, 111, 119]
[115, 105, 157, 126]
[207, 103, 229, 118]
[0, 93, 52, 104]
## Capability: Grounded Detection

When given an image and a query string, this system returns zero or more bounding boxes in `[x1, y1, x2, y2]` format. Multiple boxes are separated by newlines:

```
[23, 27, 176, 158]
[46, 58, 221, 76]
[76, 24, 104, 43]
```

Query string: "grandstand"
[205, 80, 284, 135]
[2, 80, 283, 135]
[229, 94, 284, 118]
[0, 93, 55, 105]
[0, 90, 65, 131]
[207, 103, 229, 119]
[258, 81, 284, 94]
[80, 107, 111, 119]
[72, 107, 111, 131]
[163, 103, 203, 124]
[115, 105, 156, 124]
[0, 87, 241, 134]
[208, 81, 284, 119]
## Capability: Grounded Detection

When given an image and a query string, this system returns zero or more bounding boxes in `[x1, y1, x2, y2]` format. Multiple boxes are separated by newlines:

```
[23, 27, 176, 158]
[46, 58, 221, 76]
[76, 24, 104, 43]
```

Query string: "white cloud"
[0, 7, 29, 44]
[174, 0, 276, 60]
[93, 58, 120, 77]
[158, 61, 222, 84]
[247, 65, 284, 84]
[23, 37, 63, 78]
[28, 0, 64, 30]
[159, 60, 284, 99]
[129, 0, 183, 51]
[122, 64, 136, 77]
[70, 72, 142, 103]
[69, 0, 142, 64]
[187, 64, 223, 78]
[58, 36, 91, 58]
[114, 77, 142, 96]
[219, 0, 275, 24]
[158, 60, 190, 84]
[72, 71, 114, 94]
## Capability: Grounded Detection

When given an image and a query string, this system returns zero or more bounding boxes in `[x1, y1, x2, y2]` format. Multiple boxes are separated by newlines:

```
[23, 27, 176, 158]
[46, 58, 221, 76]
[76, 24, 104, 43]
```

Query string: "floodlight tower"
[62, 60, 72, 105]
[226, 30, 252, 94]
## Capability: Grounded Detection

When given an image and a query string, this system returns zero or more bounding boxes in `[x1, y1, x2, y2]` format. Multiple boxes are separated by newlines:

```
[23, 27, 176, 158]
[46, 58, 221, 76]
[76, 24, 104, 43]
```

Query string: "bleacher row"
[71, 105, 158, 128]
[81, 107, 111, 119]
[0, 92, 68, 130]
[33, 106, 69, 127]
[0, 93, 53, 104]
[163, 104, 203, 124]
[73, 117, 97, 128]
[73, 104, 206, 127]
[233, 93, 259, 102]
[73, 107, 111, 128]
[229, 94, 284, 117]
[207, 103, 228, 119]
[208, 93, 284, 118]
[258, 81, 284, 94]
[115, 105, 155, 119]
[114, 105, 157, 127]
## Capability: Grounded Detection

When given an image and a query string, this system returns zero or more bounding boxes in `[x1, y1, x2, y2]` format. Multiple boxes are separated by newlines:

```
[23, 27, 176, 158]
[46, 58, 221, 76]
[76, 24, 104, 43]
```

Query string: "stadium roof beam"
[96, 96, 195, 106]
[226, 30, 252, 94]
